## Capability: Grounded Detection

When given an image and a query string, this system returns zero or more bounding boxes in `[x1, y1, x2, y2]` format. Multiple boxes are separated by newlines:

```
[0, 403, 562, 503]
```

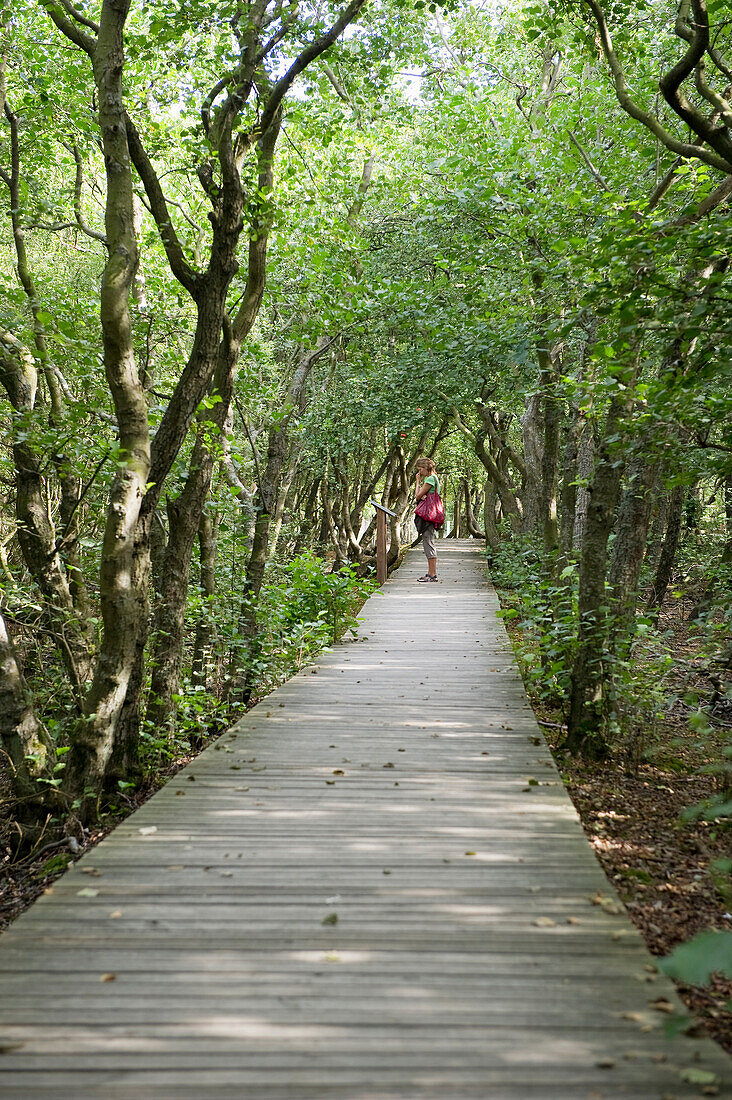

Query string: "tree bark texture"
[64, 0, 150, 810]
[0, 334, 93, 700]
[646, 484, 684, 612]
[0, 611, 55, 815]
[608, 453, 659, 645]
[566, 368, 639, 756]
[191, 509, 218, 689]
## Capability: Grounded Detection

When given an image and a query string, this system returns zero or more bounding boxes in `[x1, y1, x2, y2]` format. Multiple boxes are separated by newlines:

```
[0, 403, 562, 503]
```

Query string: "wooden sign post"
[371, 501, 397, 585]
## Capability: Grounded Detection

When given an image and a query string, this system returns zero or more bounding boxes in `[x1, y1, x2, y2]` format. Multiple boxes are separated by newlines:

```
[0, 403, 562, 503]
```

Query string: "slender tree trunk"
[521, 393, 543, 533]
[0, 610, 55, 817]
[559, 409, 579, 561]
[483, 478, 500, 551]
[573, 413, 594, 551]
[64, 0, 151, 812]
[646, 485, 684, 612]
[464, 481, 485, 538]
[191, 509, 218, 689]
[608, 454, 659, 646]
[294, 476, 321, 554]
[537, 337, 561, 557]
[645, 491, 669, 570]
[566, 361, 639, 757]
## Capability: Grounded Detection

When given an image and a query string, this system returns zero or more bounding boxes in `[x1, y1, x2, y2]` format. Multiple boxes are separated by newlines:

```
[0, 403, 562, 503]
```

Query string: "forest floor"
[501, 599, 732, 1058]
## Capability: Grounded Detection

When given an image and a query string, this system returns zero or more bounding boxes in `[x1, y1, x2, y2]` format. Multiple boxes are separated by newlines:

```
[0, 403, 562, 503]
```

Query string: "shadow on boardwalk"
[0, 542, 728, 1098]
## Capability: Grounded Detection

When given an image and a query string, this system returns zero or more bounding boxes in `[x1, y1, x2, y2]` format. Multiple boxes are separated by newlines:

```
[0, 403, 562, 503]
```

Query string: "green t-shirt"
[424, 474, 440, 494]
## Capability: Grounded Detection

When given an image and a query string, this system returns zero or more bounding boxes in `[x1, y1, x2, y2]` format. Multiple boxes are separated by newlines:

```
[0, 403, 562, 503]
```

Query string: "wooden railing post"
[371, 501, 397, 585]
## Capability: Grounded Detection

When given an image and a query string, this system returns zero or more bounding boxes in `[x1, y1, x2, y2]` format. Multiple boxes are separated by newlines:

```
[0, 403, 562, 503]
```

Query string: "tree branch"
[582, 0, 732, 173]
[124, 112, 200, 296]
[258, 0, 368, 139]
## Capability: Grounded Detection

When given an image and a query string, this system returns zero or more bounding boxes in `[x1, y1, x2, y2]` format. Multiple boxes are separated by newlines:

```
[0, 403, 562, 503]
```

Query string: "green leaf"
[659, 930, 732, 986]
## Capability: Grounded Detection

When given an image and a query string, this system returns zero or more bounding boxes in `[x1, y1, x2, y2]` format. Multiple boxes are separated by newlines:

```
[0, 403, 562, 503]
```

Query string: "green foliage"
[659, 930, 732, 986]
[491, 538, 578, 707]
[277, 551, 376, 645]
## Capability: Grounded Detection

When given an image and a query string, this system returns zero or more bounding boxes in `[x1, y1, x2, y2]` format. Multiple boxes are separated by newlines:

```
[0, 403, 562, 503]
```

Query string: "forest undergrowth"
[494, 540, 732, 1056]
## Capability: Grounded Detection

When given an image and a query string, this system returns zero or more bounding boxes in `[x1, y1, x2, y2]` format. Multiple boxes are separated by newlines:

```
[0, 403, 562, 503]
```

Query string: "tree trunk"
[64, 0, 151, 815]
[608, 454, 659, 645]
[538, 342, 561, 557]
[645, 491, 669, 570]
[464, 481, 485, 538]
[0, 610, 55, 817]
[559, 409, 579, 561]
[483, 478, 500, 551]
[0, 332, 93, 699]
[573, 413, 594, 551]
[191, 509, 218, 689]
[565, 365, 639, 757]
[520, 393, 543, 533]
[646, 485, 684, 612]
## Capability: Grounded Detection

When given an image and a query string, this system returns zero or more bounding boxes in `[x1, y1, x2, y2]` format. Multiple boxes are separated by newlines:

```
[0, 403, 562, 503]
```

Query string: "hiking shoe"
[418, 574, 438, 583]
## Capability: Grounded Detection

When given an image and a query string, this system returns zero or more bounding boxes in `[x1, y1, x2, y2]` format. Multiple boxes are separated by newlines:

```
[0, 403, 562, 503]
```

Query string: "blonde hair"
[416, 457, 436, 474]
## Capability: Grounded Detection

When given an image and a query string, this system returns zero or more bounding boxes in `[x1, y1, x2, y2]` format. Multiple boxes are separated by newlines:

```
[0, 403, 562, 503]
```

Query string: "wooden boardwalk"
[0, 541, 728, 1098]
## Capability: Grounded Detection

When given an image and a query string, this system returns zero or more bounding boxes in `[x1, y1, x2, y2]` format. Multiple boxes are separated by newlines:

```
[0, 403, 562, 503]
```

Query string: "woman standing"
[414, 457, 442, 583]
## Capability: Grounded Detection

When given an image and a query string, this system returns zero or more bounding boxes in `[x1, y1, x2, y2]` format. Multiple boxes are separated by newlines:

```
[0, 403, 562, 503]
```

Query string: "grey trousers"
[421, 523, 437, 560]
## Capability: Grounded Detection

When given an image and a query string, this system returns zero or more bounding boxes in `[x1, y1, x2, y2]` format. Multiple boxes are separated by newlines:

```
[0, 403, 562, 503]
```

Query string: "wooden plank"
[0, 541, 728, 1098]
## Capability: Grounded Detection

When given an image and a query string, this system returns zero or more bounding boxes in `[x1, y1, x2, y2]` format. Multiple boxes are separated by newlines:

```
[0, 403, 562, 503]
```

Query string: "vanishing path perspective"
[0, 542, 728, 1098]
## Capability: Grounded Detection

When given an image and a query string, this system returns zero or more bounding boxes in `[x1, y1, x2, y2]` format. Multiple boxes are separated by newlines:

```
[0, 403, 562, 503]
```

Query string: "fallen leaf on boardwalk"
[595, 1058, 615, 1068]
[588, 891, 623, 915]
[533, 917, 556, 927]
[187, 775, 196, 781]
[109, 910, 123, 919]
[382, 869, 391, 875]
[176, 789, 186, 794]
[679, 1068, 719, 1086]
[332, 769, 345, 776]
[324, 952, 340, 962]
[166, 865, 184, 871]
[325, 780, 335, 786]
[76, 887, 99, 897]
[100, 973, 116, 982]
[464, 851, 476, 857]
[383, 762, 395, 768]
[566, 916, 581, 925]
[621, 1011, 646, 1023]
[139, 826, 157, 836]
[321, 912, 338, 925]
[230, 765, 241, 770]
[649, 998, 675, 1014]
[81, 867, 101, 876]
